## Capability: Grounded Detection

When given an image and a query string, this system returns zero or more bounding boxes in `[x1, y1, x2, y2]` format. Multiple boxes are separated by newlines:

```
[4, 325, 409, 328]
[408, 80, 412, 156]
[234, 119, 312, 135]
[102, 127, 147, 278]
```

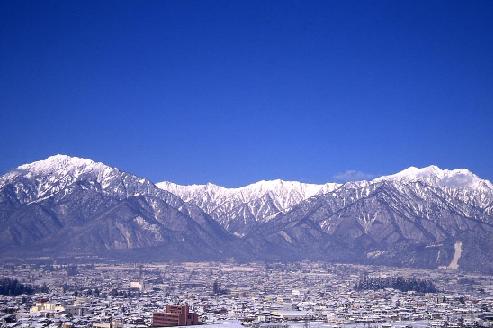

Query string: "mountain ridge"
[0, 154, 235, 260]
[157, 164, 493, 235]
[1, 154, 492, 272]
[156, 179, 341, 235]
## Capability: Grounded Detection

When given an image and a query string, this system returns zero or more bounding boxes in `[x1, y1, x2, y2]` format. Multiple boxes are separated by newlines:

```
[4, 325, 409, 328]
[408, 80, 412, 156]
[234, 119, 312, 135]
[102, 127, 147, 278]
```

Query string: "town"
[1, 260, 493, 328]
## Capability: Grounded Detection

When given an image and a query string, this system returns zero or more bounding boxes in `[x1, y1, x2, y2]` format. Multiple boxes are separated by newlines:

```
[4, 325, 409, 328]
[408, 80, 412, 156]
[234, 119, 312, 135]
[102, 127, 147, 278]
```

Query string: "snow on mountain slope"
[244, 167, 493, 272]
[1, 154, 119, 203]
[157, 179, 341, 235]
[2, 155, 493, 270]
[373, 165, 493, 215]
[0, 154, 177, 206]
[157, 166, 493, 235]
[0, 155, 233, 257]
[375, 165, 492, 190]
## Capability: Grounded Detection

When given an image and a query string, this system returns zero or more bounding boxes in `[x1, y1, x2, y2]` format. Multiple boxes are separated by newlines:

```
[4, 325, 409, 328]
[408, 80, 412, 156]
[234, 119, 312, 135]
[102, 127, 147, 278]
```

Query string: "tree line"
[355, 276, 438, 293]
[0, 277, 49, 296]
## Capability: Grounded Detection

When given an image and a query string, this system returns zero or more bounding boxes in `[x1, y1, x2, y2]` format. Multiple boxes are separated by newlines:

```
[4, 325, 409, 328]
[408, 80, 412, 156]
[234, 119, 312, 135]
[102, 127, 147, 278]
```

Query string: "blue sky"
[1, 0, 492, 186]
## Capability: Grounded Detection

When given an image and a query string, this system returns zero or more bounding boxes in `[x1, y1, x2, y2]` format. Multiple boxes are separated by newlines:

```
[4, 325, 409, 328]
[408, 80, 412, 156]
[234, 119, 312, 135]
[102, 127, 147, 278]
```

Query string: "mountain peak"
[389, 165, 442, 178]
[376, 165, 490, 190]
[0, 154, 126, 204]
[17, 154, 109, 174]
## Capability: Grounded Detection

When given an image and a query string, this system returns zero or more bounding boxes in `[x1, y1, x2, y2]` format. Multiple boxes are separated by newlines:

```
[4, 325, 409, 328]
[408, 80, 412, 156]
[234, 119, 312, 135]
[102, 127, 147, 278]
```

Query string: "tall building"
[152, 305, 199, 327]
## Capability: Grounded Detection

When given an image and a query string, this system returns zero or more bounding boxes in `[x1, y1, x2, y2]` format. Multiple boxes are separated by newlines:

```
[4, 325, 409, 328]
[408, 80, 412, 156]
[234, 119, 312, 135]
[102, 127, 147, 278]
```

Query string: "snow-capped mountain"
[374, 165, 493, 217]
[0, 155, 233, 258]
[376, 165, 492, 191]
[2, 155, 493, 272]
[157, 166, 493, 236]
[157, 179, 340, 235]
[244, 166, 493, 272]
[1, 154, 169, 204]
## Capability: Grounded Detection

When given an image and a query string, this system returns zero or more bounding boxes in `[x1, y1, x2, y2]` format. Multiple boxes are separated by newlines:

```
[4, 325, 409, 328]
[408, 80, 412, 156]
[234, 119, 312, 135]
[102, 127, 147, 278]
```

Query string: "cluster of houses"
[1, 261, 493, 327]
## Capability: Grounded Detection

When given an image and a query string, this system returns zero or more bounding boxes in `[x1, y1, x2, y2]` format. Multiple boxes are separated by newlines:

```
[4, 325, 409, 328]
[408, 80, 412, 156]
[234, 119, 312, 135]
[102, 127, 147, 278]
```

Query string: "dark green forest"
[0, 277, 49, 296]
[355, 276, 438, 294]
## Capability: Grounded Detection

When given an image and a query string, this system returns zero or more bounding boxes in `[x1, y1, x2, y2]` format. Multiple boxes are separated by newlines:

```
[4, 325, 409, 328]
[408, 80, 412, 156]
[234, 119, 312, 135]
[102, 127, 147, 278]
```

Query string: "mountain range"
[1, 155, 493, 272]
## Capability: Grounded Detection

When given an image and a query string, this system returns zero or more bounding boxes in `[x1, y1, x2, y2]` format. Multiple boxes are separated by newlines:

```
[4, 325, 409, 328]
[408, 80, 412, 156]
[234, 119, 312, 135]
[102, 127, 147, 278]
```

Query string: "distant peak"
[392, 165, 439, 176]
[375, 165, 487, 189]
[17, 154, 111, 174]
[249, 179, 284, 186]
[158, 178, 313, 191]
[389, 165, 472, 178]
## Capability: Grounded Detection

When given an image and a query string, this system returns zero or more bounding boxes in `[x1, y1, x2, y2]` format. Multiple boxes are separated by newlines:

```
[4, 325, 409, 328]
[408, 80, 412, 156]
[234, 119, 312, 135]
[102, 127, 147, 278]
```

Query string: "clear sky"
[1, 0, 492, 186]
